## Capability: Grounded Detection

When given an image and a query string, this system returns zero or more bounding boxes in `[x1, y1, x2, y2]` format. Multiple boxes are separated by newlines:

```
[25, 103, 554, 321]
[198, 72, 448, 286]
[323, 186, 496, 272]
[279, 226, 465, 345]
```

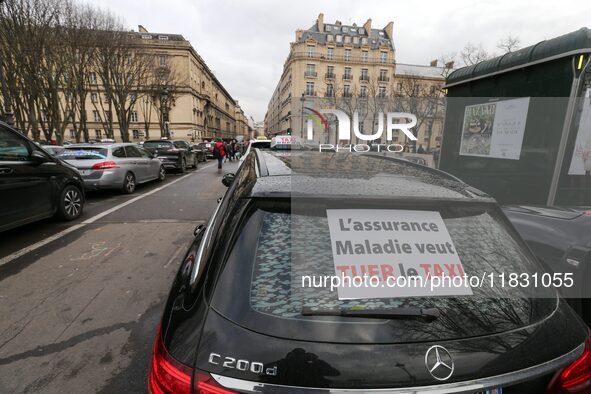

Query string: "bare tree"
[460, 42, 493, 66]
[497, 35, 521, 53]
[147, 61, 185, 138]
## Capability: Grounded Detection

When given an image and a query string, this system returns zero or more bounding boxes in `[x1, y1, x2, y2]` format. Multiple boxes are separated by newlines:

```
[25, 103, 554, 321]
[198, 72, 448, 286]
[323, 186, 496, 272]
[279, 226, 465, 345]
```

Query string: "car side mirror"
[31, 150, 51, 164]
[221, 173, 235, 187]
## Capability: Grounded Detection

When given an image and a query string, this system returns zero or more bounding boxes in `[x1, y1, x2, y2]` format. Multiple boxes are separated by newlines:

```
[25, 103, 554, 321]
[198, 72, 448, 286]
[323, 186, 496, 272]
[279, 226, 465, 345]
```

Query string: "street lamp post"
[300, 93, 305, 138]
[160, 87, 170, 138]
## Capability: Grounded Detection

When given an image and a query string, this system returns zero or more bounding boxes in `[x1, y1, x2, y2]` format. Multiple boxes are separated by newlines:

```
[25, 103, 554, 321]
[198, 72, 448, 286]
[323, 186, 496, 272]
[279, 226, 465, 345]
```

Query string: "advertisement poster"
[459, 97, 530, 160]
[568, 88, 591, 176]
[326, 209, 472, 300]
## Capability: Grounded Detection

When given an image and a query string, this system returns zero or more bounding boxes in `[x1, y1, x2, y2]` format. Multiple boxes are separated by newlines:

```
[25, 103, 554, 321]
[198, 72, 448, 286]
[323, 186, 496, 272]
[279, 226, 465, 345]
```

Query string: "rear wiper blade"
[301, 307, 440, 322]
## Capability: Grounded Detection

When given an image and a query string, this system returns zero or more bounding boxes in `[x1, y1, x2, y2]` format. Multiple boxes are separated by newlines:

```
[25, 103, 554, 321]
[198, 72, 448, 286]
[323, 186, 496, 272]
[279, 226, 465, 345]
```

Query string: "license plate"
[80, 170, 91, 176]
[485, 388, 502, 394]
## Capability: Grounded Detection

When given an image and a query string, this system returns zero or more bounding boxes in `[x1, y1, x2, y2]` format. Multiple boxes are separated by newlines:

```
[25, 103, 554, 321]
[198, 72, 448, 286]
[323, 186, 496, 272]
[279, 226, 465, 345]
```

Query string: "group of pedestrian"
[212, 138, 246, 170]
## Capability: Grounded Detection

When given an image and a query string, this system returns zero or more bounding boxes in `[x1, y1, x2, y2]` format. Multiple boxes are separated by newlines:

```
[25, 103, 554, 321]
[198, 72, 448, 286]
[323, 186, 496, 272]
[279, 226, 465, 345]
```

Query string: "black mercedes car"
[0, 122, 85, 232]
[148, 149, 591, 394]
[143, 139, 197, 172]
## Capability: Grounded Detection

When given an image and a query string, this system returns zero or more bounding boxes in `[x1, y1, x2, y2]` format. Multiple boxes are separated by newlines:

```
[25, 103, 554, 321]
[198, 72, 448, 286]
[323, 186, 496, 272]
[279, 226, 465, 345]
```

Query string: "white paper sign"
[568, 89, 591, 176]
[459, 98, 529, 160]
[326, 209, 472, 300]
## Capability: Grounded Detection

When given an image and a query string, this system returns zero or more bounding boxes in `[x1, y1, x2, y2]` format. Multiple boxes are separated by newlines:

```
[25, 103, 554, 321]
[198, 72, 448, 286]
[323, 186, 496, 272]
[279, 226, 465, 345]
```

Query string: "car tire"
[179, 159, 186, 173]
[122, 172, 136, 194]
[57, 184, 83, 221]
[157, 166, 166, 182]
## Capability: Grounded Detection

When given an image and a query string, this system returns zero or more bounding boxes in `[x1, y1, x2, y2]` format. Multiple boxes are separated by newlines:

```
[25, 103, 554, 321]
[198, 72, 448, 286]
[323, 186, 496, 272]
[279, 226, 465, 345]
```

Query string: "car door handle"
[0, 167, 13, 175]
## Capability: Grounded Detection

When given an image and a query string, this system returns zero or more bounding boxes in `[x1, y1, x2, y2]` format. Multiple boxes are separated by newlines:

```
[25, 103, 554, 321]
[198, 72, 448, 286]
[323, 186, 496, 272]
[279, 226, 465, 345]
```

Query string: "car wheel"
[57, 184, 83, 221]
[179, 159, 187, 173]
[122, 172, 136, 194]
[157, 166, 166, 182]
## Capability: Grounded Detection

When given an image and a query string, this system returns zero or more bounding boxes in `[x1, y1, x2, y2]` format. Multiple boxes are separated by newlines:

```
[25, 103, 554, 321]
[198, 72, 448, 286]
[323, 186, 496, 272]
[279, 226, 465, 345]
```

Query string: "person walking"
[214, 138, 225, 170]
[224, 140, 233, 162]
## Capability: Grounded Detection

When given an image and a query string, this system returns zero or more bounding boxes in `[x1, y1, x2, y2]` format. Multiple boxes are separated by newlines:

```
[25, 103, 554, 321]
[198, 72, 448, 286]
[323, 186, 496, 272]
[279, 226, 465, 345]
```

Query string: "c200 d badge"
[208, 353, 277, 376]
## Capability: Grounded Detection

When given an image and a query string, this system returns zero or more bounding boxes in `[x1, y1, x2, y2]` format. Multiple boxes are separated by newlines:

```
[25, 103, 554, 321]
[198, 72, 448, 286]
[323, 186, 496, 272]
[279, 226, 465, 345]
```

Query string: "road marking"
[0, 163, 216, 268]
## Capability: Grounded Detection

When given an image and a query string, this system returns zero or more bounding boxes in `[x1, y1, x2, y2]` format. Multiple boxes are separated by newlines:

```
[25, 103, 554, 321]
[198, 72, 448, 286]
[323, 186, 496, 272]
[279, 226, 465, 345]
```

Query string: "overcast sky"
[84, 0, 591, 121]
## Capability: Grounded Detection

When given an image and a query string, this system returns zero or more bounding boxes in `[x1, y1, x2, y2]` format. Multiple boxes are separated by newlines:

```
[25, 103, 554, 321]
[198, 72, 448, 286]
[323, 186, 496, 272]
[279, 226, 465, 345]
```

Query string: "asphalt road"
[0, 159, 240, 393]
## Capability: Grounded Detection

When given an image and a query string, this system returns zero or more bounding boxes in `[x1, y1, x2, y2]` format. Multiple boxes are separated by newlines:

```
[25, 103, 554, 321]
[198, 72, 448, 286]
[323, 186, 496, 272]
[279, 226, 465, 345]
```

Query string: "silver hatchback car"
[57, 143, 166, 193]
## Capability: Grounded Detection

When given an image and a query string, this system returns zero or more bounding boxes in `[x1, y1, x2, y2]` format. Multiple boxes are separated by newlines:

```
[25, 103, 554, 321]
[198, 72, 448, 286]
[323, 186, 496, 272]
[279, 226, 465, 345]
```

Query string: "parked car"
[503, 205, 591, 323]
[199, 141, 215, 159]
[148, 150, 591, 394]
[143, 139, 197, 172]
[40, 145, 66, 157]
[191, 143, 208, 162]
[57, 143, 165, 194]
[0, 122, 85, 232]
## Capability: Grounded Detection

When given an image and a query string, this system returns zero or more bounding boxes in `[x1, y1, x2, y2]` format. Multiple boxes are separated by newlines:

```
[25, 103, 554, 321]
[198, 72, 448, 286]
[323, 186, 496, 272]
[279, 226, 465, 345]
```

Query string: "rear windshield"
[58, 147, 108, 160]
[211, 200, 553, 343]
[144, 141, 173, 149]
[252, 141, 271, 150]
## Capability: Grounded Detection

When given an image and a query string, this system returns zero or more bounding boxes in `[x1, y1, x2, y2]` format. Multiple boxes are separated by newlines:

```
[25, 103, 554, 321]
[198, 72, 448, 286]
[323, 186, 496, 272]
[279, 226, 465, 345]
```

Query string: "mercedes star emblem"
[425, 345, 454, 381]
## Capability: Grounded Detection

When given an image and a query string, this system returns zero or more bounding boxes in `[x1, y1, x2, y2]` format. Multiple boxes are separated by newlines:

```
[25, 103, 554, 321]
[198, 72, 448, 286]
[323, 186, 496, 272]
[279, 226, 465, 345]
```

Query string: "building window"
[93, 110, 101, 122]
[327, 35, 334, 42]
[360, 68, 369, 81]
[361, 37, 368, 45]
[344, 35, 351, 44]
[397, 82, 403, 92]
[306, 45, 315, 57]
[343, 67, 352, 80]
[305, 82, 315, 96]
[132, 130, 140, 139]
[360, 86, 368, 98]
[359, 28, 365, 35]
[430, 85, 436, 94]
[89, 72, 97, 84]
[104, 93, 109, 103]
[69, 129, 75, 139]
[95, 129, 102, 139]
[326, 65, 334, 78]
[379, 69, 389, 82]
[327, 47, 334, 60]
[343, 85, 351, 97]
[325, 25, 332, 32]
[344, 49, 351, 61]
[141, 34, 152, 40]
[130, 111, 138, 122]
[380, 51, 388, 63]
[91, 93, 98, 103]
[353, 36, 359, 45]
[305, 64, 317, 77]
[326, 84, 334, 97]
[378, 86, 387, 98]
[158, 35, 169, 40]
[159, 55, 167, 66]
[361, 50, 368, 62]
[336, 35, 342, 43]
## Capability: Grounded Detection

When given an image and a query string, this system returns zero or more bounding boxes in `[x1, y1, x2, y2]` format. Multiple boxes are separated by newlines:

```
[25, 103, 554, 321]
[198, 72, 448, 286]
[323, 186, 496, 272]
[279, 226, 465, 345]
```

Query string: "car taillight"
[548, 332, 591, 393]
[148, 325, 192, 394]
[195, 372, 236, 394]
[91, 161, 119, 170]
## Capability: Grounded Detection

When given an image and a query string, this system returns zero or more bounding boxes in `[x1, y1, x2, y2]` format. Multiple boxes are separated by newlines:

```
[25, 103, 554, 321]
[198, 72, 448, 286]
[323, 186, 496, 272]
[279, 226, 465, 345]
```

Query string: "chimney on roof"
[295, 29, 303, 41]
[138, 25, 148, 33]
[363, 18, 372, 34]
[383, 21, 393, 39]
[430, 59, 438, 67]
[445, 61, 455, 69]
[317, 13, 324, 32]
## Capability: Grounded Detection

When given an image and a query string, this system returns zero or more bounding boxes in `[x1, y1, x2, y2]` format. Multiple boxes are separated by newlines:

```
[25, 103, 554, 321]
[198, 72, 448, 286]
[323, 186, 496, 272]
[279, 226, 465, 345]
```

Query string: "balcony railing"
[304, 91, 317, 97]
[359, 75, 369, 81]
[342, 74, 353, 81]
[304, 71, 317, 77]
[288, 51, 395, 65]
[325, 72, 335, 79]
[378, 76, 390, 82]
[324, 92, 334, 97]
